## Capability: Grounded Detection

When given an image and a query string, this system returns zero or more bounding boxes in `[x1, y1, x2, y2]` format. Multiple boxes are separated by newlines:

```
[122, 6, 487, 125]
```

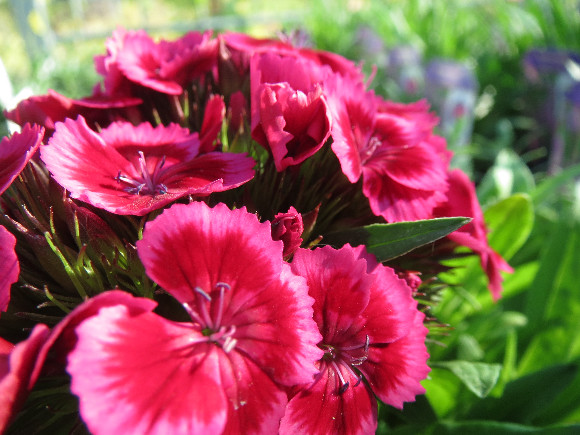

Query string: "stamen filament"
[182, 301, 205, 325]
[213, 282, 231, 329]
[195, 286, 214, 329]
[331, 361, 349, 395]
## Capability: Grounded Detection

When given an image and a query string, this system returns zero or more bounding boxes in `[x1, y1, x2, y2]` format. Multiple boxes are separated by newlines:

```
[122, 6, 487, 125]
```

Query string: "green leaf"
[323, 217, 471, 261]
[484, 193, 534, 261]
[432, 361, 502, 398]
[532, 162, 580, 206]
[466, 363, 578, 423]
[388, 421, 580, 435]
[478, 149, 536, 207]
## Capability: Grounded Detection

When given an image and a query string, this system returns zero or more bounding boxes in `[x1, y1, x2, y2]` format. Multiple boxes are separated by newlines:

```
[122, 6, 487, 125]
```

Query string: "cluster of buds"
[0, 29, 510, 434]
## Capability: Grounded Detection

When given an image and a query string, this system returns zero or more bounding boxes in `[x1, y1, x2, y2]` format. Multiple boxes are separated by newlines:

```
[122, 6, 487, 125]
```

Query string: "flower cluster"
[1, 29, 510, 434]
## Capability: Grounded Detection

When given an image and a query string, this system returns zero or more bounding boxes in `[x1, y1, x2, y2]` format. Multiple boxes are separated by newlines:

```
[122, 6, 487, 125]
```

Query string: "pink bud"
[271, 207, 303, 258]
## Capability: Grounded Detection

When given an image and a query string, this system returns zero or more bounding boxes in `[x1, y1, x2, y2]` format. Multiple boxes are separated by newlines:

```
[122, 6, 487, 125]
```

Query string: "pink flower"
[67, 202, 323, 434]
[434, 169, 513, 299]
[250, 53, 332, 171]
[281, 245, 430, 435]
[98, 28, 218, 95]
[41, 116, 255, 215]
[271, 206, 304, 258]
[326, 74, 450, 222]
[223, 32, 363, 81]
[4, 89, 141, 138]
[0, 325, 51, 433]
[0, 124, 44, 313]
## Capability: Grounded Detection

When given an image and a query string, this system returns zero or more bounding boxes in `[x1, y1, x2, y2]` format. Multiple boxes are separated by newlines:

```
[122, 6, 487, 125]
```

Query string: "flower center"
[182, 282, 237, 353]
[114, 151, 168, 195]
[360, 136, 381, 165]
[321, 335, 370, 395]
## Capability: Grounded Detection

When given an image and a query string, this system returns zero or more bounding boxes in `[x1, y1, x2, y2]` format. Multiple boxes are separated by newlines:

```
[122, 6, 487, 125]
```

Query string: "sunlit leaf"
[433, 360, 502, 398]
[323, 217, 471, 261]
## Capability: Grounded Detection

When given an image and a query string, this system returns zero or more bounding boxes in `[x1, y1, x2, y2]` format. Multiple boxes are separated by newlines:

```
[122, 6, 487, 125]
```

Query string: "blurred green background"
[2, 0, 580, 433]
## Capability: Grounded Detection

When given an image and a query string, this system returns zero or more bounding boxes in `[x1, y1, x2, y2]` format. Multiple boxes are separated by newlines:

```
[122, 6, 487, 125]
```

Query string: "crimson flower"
[66, 202, 323, 434]
[434, 169, 513, 299]
[96, 28, 218, 96]
[250, 53, 332, 171]
[4, 89, 140, 138]
[326, 73, 450, 222]
[41, 116, 255, 215]
[281, 245, 430, 435]
[0, 124, 44, 313]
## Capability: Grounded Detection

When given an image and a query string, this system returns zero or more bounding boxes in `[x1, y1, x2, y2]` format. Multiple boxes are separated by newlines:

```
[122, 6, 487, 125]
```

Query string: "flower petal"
[280, 364, 377, 435]
[0, 227, 18, 313]
[0, 124, 44, 194]
[218, 350, 288, 435]
[0, 324, 51, 433]
[291, 246, 373, 345]
[67, 304, 227, 435]
[359, 309, 430, 409]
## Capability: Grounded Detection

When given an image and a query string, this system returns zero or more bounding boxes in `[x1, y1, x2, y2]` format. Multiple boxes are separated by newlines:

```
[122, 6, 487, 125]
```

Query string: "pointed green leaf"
[323, 217, 471, 261]
[433, 360, 502, 398]
[467, 363, 578, 423]
[532, 162, 580, 206]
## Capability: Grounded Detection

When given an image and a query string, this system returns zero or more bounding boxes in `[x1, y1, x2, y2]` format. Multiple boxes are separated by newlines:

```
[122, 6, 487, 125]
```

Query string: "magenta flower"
[0, 124, 44, 313]
[223, 32, 363, 81]
[280, 245, 430, 435]
[97, 28, 218, 95]
[326, 73, 450, 222]
[434, 169, 513, 299]
[0, 324, 51, 433]
[66, 202, 323, 434]
[41, 116, 255, 215]
[250, 53, 332, 171]
[4, 89, 140, 138]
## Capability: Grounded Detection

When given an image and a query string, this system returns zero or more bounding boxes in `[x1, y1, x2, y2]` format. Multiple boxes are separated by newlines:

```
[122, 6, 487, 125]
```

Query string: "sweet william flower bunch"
[0, 28, 511, 434]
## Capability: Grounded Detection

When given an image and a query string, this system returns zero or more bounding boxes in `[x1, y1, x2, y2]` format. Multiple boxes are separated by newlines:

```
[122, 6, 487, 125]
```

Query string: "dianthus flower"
[281, 245, 430, 435]
[96, 28, 218, 96]
[66, 202, 323, 434]
[250, 52, 332, 171]
[326, 73, 449, 222]
[41, 116, 255, 215]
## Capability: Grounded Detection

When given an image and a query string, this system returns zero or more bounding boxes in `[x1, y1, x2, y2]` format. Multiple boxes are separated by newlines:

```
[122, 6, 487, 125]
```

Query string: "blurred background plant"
[1, 0, 580, 433]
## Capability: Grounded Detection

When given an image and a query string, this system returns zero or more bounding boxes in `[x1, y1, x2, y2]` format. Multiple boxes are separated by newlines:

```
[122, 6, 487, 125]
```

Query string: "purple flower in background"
[387, 45, 424, 96]
[425, 59, 478, 171]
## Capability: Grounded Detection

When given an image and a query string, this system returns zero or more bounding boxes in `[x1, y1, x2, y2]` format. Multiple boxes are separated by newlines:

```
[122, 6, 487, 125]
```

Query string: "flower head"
[250, 53, 332, 171]
[66, 202, 322, 434]
[326, 73, 449, 222]
[41, 116, 255, 215]
[97, 28, 218, 95]
[281, 245, 430, 435]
